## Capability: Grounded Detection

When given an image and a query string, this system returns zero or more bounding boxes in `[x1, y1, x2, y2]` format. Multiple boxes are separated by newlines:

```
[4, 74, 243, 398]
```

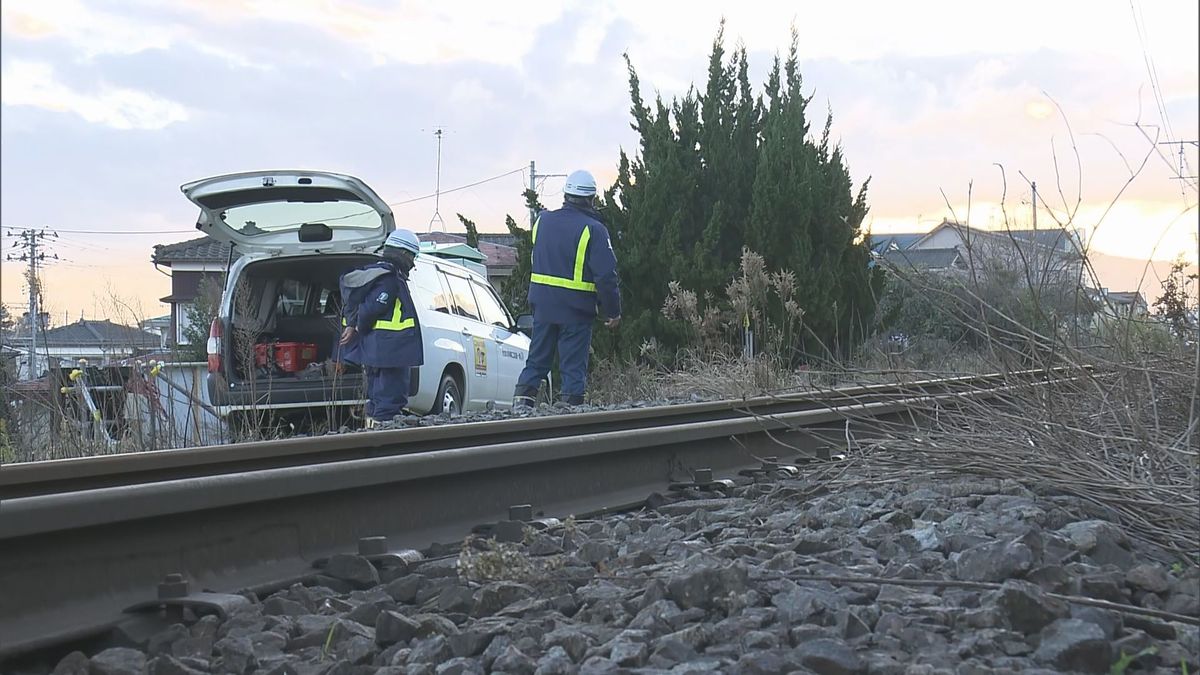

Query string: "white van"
[182, 169, 542, 423]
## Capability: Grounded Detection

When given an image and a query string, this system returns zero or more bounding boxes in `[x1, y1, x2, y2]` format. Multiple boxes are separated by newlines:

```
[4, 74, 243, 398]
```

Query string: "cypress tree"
[538, 24, 875, 363]
[498, 189, 544, 317]
[458, 213, 480, 248]
[746, 29, 875, 358]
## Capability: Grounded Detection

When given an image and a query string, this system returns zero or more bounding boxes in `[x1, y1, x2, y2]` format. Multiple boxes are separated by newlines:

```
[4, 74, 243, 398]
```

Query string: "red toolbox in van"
[255, 341, 319, 373]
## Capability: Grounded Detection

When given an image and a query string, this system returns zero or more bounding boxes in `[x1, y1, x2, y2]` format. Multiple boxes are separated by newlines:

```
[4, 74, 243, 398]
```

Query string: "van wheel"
[433, 373, 462, 416]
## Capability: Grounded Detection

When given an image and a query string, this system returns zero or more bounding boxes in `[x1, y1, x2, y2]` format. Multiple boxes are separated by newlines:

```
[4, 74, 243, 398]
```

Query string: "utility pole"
[528, 160, 566, 228]
[5, 228, 58, 378]
[528, 160, 535, 227]
[1158, 140, 1199, 187]
[1031, 181, 1037, 230]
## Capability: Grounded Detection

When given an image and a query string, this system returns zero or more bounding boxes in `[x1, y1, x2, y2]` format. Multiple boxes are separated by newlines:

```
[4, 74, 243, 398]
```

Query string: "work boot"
[512, 385, 539, 410]
[558, 393, 585, 407]
[364, 416, 378, 429]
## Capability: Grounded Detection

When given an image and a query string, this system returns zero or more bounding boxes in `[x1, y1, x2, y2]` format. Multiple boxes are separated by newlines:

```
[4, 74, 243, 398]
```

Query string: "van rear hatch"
[181, 170, 394, 255]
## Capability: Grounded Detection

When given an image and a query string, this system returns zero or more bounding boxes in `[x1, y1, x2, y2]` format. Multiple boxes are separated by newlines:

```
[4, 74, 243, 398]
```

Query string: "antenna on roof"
[428, 127, 446, 233]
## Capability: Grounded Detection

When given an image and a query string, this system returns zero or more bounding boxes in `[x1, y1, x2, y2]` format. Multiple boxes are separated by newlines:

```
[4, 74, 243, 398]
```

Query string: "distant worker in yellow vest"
[512, 170, 621, 407]
[338, 229, 424, 426]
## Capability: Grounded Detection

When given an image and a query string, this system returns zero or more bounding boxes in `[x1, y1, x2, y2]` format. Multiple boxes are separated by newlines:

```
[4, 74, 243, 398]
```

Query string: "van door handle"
[460, 328, 472, 336]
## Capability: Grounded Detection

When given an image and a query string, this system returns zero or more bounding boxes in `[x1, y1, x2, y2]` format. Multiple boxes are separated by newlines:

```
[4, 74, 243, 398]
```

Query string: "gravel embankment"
[37, 469, 1200, 675]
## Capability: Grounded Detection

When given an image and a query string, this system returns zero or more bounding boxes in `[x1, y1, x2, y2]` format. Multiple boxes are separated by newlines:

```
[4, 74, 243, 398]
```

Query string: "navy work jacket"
[337, 260, 424, 368]
[527, 202, 621, 324]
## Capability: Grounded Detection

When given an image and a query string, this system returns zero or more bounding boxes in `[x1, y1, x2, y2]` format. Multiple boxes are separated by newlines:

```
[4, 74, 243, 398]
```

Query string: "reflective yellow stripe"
[342, 303, 414, 331]
[530, 273, 597, 292]
[530, 223, 596, 292]
[373, 300, 414, 331]
[573, 227, 591, 282]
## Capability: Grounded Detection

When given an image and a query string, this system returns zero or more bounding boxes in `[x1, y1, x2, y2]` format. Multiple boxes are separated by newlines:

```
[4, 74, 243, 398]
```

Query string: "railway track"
[0, 369, 1077, 665]
[4, 372, 1019, 499]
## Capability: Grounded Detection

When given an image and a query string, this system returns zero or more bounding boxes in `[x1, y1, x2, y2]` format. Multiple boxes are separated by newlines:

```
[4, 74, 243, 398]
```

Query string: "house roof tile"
[152, 237, 237, 265]
[10, 320, 160, 348]
[419, 232, 517, 269]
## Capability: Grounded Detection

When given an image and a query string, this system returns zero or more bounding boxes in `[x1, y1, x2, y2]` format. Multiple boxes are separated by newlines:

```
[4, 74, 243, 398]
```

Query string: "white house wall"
[917, 228, 967, 250]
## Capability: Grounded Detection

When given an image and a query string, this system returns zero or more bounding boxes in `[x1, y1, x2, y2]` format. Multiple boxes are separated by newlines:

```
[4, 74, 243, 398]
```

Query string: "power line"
[0, 167, 531, 236]
[1, 225, 191, 235]
[294, 166, 527, 228]
[392, 166, 524, 206]
[1130, 0, 1194, 186]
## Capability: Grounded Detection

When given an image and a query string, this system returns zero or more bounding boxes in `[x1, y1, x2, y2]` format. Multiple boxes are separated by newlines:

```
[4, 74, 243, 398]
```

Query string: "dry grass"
[815, 354, 1199, 563]
[587, 351, 814, 404]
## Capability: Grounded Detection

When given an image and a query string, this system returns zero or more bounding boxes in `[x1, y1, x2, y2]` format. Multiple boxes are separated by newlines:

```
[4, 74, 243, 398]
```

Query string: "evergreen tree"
[604, 24, 875, 362]
[457, 214, 480, 248]
[470, 25, 876, 363]
[178, 276, 222, 360]
[498, 189, 544, 317]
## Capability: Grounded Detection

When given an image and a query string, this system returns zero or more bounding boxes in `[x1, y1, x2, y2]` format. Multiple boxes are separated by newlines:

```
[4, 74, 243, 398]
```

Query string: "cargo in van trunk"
[226, 254, 376, 384]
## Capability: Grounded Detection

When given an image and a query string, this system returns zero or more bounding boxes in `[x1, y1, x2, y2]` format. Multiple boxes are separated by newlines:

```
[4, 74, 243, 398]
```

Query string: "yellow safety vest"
[343, 300, 414, 331]
[529, 217, 597, 292]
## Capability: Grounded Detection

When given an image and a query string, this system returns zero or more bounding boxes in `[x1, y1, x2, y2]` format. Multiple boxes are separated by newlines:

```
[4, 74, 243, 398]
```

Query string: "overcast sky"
[1, 0, 1197, 322]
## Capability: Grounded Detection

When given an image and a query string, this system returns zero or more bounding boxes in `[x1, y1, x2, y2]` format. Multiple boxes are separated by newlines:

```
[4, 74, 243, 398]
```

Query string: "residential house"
[152, 237, 237, 347]
[151, 232, 518, 346]
[8, 319, 161, 379]
[1091, 289, 1150, 319]
[419, 232, 519, 281]
[870, 233, 926, 255]
[880, 247, 965, 273]
[872, 219, 1084, 282]
[140, 315, 173, 350]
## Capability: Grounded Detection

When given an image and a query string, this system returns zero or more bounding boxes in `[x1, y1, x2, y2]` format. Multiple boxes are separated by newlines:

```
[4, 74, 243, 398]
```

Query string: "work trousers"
[515, 320, 593, 399]
[365, 366, 411, 420]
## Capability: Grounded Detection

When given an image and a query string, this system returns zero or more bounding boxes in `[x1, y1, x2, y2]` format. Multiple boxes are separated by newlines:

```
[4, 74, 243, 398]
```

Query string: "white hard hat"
[384, 229, 421, 254]
[563, 170, 597, 198]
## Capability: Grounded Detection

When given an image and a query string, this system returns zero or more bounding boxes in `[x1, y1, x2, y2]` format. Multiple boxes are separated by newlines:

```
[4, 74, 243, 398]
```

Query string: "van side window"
[430, 270, 454, 314]
[472, 280, 511, 328]
[442, 273, 480, 322]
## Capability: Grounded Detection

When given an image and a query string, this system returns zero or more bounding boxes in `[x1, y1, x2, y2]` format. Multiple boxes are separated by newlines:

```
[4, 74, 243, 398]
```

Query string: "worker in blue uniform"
[338, 229, 424, 427]
[512, 170, 621, 408]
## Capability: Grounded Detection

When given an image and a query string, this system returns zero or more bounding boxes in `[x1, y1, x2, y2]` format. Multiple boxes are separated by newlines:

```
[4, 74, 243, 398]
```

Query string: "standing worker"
[512, 169, 620, 408]
[338, 229, 424, 427]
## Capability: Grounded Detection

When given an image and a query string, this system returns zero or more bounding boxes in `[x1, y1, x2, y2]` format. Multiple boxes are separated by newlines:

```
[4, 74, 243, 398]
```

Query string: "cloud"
[168, 0, 566, 69]
[0, 1, 1195, 320]
[1, 0, 175, 57]
[1, 61, 190, 130]
[449, 79, 496, 108]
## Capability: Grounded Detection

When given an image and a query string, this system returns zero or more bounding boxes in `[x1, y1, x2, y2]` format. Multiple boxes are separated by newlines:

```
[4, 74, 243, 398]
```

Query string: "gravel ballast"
[26, 464, 1200, 675]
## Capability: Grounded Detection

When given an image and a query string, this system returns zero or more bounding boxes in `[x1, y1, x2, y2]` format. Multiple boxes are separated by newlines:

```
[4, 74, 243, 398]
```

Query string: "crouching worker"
[338, 229, 424, 427]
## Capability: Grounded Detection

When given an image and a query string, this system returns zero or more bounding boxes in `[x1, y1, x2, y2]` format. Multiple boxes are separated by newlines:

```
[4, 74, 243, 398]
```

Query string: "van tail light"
[207, 318, 223, 373]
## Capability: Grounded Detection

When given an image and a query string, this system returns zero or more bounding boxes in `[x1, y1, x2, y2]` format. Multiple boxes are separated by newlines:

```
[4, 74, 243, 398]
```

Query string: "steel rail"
[0, 370, 1078, 663]
[1, 370, 1058, 498]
